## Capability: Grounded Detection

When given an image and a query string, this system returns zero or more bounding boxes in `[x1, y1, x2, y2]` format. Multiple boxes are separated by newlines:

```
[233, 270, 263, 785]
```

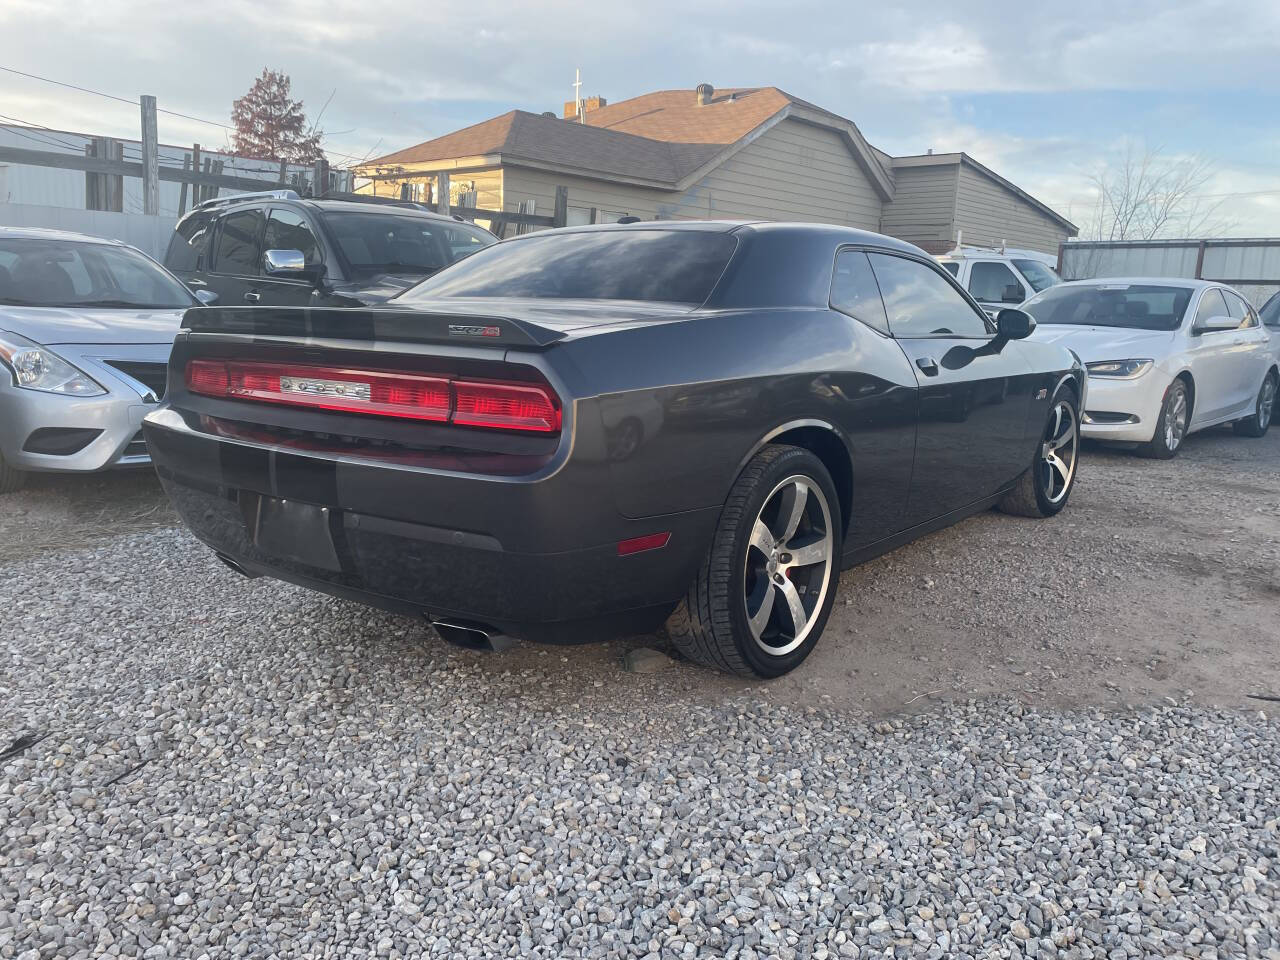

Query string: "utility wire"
[0, 64, 374, 164]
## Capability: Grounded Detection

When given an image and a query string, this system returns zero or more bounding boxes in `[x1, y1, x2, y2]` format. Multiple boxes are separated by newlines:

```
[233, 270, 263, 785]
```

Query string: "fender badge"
[449, 324, 501, 338]
[1036, 388, 1048, 400]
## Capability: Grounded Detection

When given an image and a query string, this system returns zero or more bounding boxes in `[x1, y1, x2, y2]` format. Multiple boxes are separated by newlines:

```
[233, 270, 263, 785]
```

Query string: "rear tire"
[666, 444, 843, 678]
[1233, 371, 1276, 438]
[998, 384, 1079, 518]
[1138, 378, 1189, 459]
[0, 450, 27, 495]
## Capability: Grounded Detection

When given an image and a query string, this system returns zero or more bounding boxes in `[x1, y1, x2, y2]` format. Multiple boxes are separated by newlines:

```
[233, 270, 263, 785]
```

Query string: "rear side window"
[830, 250, 889, 334]
[402, 229, 738, 304]
[968, 261, 1025, 304]
[165, 211, 213, 272]
[867, 253, 990, 338]
[214, 209, 264, 275]
[940, 261, 959, 277]
[1223, 291, 1256, 327]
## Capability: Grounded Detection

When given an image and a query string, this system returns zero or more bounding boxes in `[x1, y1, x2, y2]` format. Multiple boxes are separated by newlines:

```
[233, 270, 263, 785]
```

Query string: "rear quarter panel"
[552, 307, 920, 541]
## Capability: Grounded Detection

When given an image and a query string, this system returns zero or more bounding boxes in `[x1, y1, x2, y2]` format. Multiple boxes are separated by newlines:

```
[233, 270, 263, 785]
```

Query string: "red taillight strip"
[185, 360, 561, 433]
[453, 379, 561, 433]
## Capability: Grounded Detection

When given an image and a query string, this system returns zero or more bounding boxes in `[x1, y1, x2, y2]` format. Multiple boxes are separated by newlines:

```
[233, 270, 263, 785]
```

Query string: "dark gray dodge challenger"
[144, 221, 1084, 677]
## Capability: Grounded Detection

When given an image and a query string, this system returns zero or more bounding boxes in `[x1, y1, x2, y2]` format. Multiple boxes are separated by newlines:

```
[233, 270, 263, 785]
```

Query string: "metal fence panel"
[0, 202, 177, 259]
[1059, 239, 1280, 307]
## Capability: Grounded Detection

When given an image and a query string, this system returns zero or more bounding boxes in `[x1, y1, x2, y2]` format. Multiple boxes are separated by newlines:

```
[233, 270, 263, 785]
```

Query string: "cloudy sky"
[2, 0, 1278, 234]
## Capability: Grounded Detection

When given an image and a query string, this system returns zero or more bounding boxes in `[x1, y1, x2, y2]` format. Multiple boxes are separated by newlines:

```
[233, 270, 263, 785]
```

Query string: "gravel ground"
[2, 426, 1278, 958]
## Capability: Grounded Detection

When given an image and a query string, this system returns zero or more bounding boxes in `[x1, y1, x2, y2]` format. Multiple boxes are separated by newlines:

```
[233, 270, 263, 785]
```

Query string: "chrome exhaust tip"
[428, 618, 516, 653]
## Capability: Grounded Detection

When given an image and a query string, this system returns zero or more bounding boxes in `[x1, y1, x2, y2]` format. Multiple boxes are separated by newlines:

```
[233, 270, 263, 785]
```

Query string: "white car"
[937, 246, 1063, 320]
[0, 227, 200, 492]
[1023, 278, 1277, 458]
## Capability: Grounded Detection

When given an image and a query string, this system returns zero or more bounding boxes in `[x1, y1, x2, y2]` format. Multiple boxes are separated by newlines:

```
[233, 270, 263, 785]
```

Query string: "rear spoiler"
[182, 305, 568, 348]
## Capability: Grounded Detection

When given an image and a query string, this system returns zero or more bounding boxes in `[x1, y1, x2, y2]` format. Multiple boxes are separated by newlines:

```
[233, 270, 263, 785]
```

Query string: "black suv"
[163, 191, 496, 307]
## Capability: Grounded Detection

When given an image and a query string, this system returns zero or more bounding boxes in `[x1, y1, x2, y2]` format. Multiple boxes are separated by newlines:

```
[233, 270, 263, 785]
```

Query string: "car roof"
[0, 226, 125, 246]
[185, 195, 468, 224]
[1058, 276, 1223, 291]
[505, 219, 928, 255]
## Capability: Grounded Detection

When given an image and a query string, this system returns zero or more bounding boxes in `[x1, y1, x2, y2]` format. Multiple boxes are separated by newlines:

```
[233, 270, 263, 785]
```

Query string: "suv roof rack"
[196, 189, 300, 210]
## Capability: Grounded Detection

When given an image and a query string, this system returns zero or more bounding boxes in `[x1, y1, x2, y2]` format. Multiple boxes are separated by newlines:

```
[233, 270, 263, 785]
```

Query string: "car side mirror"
[996, 308, 1035, 340]
[193, 289, 218, 306]
[1002, 284, 1025, 304]
[1193, 315, 1238, 335]
[264, 249, 326, 286]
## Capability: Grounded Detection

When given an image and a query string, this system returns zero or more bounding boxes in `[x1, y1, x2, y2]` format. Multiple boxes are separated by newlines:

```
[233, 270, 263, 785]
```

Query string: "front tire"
[0, 450, 27, 495]
[1138, 378, 1189, 459]
[998, 385, 1080, 518]
[1233, 371, 1276, 438]
[666, 444, 843, 678]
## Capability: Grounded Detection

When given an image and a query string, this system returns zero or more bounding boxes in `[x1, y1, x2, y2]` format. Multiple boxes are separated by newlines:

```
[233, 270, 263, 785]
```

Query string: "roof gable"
[892, 152, 1077, 233]
[362, 87, 894, 200]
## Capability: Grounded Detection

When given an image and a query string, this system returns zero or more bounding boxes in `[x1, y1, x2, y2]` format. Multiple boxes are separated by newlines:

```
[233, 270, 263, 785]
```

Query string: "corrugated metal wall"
[0, 203, 176, 259]
[1059, 239, 1280, 308]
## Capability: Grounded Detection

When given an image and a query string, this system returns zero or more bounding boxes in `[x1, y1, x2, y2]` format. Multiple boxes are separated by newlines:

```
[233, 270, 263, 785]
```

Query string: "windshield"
[402, 229, 739, 304]
[1012, 258, 1061, 292]
[325, 212, 495, 278]
[0, 238, 195, 309]
[1023, 283, 1192, 331]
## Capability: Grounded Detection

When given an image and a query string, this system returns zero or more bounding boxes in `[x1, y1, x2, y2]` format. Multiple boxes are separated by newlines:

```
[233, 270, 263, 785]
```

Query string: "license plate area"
[241, 492, 341, 571]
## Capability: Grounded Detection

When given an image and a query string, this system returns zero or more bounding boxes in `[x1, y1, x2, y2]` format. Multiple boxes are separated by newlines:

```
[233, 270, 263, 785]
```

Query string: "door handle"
[243, 291, 261, 303]
[915, 356, 940, 376]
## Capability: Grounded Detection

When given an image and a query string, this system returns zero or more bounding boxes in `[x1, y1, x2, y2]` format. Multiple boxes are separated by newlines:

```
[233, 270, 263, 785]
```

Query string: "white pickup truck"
[936, 245, 1063, 319]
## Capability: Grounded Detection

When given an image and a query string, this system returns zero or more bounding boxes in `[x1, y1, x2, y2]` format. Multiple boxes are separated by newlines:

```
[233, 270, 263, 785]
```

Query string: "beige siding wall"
[500, 168, 669, 231]
[879, 164, 958, 253]
[953, 166, 1070, 254]
[500, 118, 883, 232]
[666, 119, 882, 228]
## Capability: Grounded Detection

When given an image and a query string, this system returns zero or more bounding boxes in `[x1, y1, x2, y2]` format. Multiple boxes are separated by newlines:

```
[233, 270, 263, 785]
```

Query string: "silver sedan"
[0, 227, 204, 493]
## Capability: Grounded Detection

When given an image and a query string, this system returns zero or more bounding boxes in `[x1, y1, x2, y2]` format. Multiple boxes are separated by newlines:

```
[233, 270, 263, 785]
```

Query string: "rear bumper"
[143, 408, 718, 643]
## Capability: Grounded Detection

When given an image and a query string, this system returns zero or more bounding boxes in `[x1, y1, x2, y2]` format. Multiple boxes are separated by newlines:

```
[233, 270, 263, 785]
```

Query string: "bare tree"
[1083, 143, 1233, 241]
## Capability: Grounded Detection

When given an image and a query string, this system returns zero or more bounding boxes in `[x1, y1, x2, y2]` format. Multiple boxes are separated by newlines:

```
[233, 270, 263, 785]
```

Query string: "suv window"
[1011, 258, 1061, 293]
[214, 209, 264, 275]
[969, 261, 1025, 304]
[164, 211, 214, 272]
[325, 212, 495, 279]
[830, 250, 889, 334]
[867, 253, 990, 338]
[263, 209, 320, 265]
[940, 261, 959, 277]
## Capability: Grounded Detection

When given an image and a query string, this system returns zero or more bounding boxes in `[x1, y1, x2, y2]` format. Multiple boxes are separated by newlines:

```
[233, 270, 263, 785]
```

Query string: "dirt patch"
[0, 469, 176, 565]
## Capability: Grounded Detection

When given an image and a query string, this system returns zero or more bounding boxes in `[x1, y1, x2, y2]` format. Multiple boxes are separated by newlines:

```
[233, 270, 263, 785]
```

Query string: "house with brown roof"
[354, 84, 1077, 254]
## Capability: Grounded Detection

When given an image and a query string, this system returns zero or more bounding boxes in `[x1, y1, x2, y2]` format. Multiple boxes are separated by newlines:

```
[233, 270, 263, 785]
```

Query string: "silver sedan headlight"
[0, 330, 106, 397]
[1085, 359, 1154, 380]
